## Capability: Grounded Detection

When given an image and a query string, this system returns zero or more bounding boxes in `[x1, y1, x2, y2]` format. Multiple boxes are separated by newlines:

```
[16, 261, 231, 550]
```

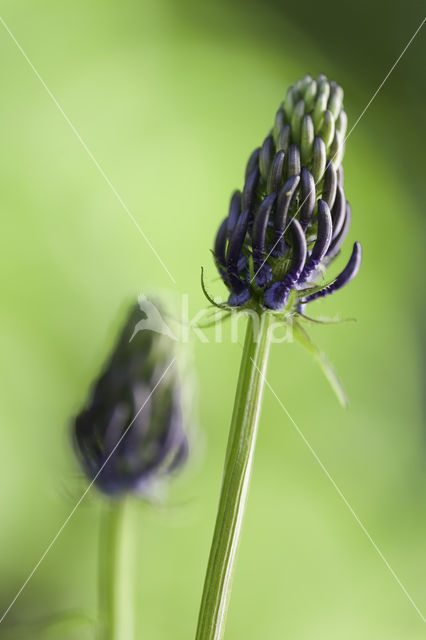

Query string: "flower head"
[213, 73, 361, 312]
[73, 303, 188, 497]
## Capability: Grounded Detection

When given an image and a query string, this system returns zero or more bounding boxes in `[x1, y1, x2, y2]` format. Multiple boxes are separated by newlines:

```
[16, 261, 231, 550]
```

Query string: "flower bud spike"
[227, 190, 242, 235]
[301, 242, 362, 304]
[300, 114, 314, 165]
[312, 136, 326, 182]
[330, 185, 345, 240]
[273, 175, 300, 256]
[242, 167, 260, 212]
[245, 148, 260, 180]
[267, 150, 285, 194]
[319, 110, 335, 149]
[286, 143, 301, 177]
[252, 194, 276, 287]
[210, 74, 359, 315]
[291, 100, 305, 144]
[298, 199, 332, 283]
[322, 161, 337, 209]
[326, 201, 352, 259]
[259, 135, 275, 180]
[276, 124, 291, 152]
[299, 167, 316, 231]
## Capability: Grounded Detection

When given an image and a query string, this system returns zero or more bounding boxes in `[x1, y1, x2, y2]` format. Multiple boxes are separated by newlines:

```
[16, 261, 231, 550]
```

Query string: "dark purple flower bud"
[299, 199, 332, 283]
[273, 175, 300, 256]
[300, 242, 362, 303]
[252, 194, 276, 287]
[73, 304, 189, 496]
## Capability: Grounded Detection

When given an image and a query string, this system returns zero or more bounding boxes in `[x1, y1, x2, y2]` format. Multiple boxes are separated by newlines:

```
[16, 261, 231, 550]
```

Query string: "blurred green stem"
[99, 498, 134, 640]
[196, 312, 272, 639]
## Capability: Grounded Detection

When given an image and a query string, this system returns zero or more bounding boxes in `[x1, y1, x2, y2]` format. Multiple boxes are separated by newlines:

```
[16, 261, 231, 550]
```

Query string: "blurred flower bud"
[73, 302, 189, 497]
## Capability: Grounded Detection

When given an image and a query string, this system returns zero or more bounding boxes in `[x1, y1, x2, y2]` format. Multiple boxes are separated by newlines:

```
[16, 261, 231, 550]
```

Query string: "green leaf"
[293, 322, 348, 408]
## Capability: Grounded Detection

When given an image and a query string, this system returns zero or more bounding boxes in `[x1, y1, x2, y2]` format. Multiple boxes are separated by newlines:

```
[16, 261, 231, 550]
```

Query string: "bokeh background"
[1, 1, 425, 638]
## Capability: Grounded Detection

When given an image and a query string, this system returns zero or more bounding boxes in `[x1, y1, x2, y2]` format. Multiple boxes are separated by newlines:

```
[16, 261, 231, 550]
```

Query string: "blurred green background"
[1, 0, 425, 638]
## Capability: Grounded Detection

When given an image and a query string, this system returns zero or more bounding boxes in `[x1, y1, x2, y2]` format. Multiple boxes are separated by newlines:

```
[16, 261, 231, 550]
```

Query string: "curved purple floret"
[273, 175, 300, 256]
[267, 150, 285, 194]
[301, 241, 362, 304]
[322, 162, 337, 210]
[211, 76, 360, 313]
[330, 185, 345, 240]
[286, 144, 301, 177]
[327, 201, 351, 260]
[285, 218, 307, 285]
[252, 193, 276, 287]
[226, 209, 250, 303]
[299, 199, 332, 283]
[214, 218, 228, 281]
[227, 190, 242, 235]
[242, 168, 260, 213]
[299, 167, 316, 231]
[245, 147, 260, 180]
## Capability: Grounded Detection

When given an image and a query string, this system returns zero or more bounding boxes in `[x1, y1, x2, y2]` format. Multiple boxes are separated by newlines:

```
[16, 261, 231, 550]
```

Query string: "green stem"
[196, 311, 273, 640]
[98, 498, 134, 640]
